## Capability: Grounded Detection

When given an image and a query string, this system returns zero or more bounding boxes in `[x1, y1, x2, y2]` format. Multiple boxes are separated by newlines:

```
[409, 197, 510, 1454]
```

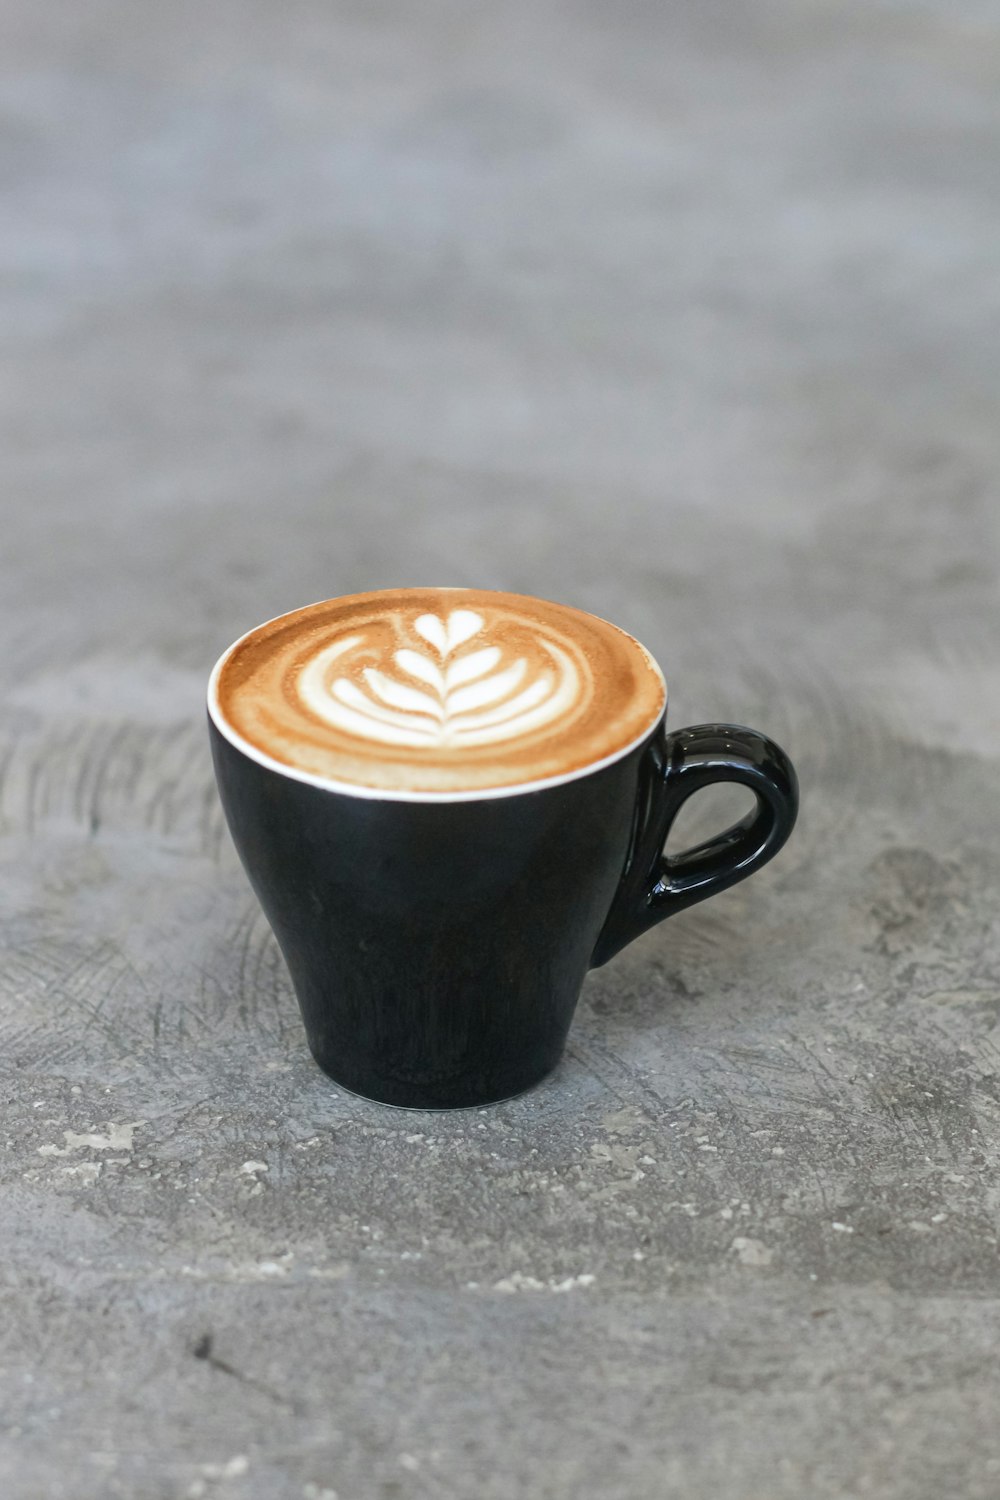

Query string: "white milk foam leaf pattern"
[214, 588, 666, 795]
[298, 609, 580, 748]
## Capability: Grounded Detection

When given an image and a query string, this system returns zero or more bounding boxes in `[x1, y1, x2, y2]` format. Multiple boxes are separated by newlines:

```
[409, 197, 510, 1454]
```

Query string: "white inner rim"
[206, 596, 667, 803]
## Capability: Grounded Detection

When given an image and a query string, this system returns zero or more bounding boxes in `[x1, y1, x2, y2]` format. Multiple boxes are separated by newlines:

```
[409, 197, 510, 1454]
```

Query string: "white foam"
[296, 608, 585, 751]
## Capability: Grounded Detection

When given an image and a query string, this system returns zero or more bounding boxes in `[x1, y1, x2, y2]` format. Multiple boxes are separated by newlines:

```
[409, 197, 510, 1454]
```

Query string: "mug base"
[306, 1047, 562, 1111]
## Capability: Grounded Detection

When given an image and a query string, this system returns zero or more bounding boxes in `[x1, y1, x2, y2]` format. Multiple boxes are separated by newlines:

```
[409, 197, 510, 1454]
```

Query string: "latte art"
[298, 609, 582, 750]
[212, 589, 666, 796]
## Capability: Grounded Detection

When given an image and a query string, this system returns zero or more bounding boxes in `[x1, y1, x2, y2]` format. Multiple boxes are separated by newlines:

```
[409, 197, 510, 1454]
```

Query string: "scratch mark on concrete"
[191, 1333, 300, 1411]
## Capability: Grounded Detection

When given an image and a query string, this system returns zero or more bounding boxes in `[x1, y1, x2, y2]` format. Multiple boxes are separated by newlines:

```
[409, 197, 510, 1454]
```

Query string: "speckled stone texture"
[2, 3, 1000, 1498]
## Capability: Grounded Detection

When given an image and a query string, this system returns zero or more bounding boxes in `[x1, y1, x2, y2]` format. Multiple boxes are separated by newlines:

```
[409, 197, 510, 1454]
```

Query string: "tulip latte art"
[214, 589, 666, 794]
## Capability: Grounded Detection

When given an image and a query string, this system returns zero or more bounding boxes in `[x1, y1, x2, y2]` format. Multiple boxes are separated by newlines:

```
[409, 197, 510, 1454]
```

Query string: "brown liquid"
[214, 589, 665, 794]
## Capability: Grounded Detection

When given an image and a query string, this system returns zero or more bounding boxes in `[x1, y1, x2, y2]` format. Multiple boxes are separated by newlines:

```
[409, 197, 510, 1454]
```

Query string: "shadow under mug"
[208, 696, 798, 1109]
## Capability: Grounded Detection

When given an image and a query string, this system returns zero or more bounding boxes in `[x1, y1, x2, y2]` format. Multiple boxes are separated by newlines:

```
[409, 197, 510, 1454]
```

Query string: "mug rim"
[207, 588, 668, 804]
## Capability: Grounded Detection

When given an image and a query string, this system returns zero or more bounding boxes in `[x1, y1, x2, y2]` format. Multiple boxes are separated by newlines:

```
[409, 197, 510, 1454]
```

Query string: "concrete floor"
[3, 2, 1000, 1496]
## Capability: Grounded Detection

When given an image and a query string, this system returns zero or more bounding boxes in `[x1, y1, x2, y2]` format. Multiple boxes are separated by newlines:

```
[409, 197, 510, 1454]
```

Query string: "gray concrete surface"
[2, 2, 1000, 1497]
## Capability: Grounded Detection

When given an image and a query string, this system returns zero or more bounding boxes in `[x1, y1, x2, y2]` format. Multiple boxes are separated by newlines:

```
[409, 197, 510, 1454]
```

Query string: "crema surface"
[214, 589, 666, 794]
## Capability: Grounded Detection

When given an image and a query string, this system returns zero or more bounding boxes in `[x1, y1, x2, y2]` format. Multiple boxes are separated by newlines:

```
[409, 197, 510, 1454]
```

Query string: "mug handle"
[590, 723, 799, 968]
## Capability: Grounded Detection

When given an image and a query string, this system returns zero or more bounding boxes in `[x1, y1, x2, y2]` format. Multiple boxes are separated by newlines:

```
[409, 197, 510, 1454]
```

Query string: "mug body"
[208, 717, 660, 1108]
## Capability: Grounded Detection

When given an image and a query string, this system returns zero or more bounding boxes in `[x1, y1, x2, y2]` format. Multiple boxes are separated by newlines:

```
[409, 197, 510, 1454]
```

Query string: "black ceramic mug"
[208, 590, 798, 1109]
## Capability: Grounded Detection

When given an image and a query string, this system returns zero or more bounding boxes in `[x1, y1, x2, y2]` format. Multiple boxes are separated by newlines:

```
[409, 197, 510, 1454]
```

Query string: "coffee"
[212, 588, 666, 795]
[209, 588, 798, 1105]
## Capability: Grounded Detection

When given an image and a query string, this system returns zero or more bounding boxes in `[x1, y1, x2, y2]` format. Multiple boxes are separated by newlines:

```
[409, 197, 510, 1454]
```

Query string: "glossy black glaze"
[209, 720, 647, 1107]
[209, 717, 798, 1108]
[590, 724, 799, 966]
